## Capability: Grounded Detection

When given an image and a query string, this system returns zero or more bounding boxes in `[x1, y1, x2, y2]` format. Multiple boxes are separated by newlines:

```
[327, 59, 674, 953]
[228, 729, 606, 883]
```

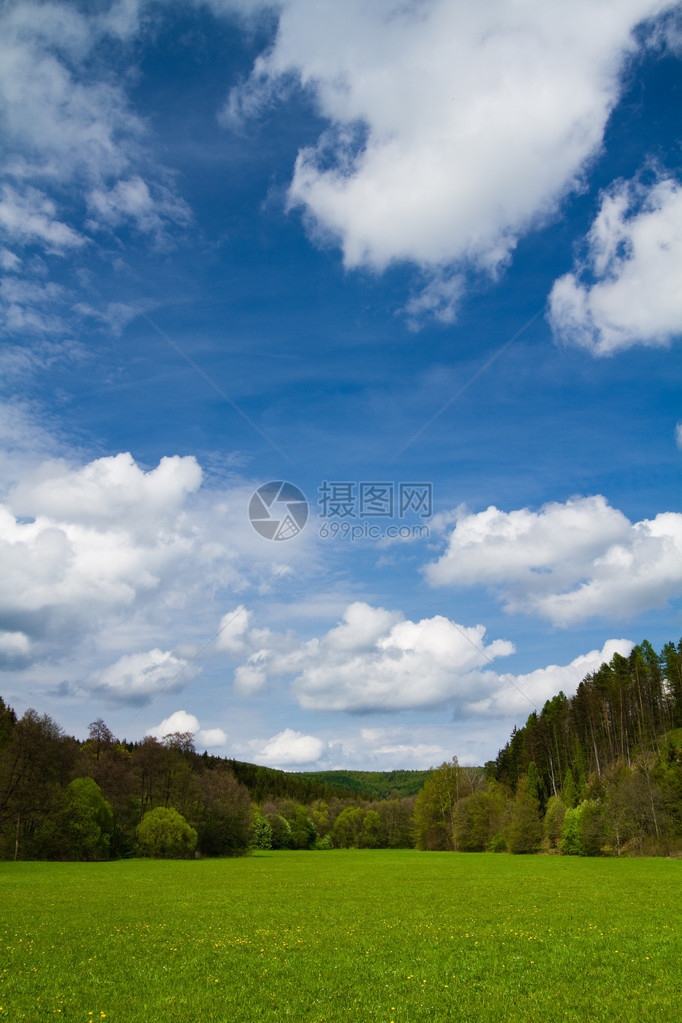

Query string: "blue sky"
[2, 0, 682, 770]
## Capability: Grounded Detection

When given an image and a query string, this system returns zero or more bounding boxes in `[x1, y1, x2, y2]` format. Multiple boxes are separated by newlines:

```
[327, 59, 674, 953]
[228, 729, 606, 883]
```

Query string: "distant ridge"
[202, 757, 432, 802]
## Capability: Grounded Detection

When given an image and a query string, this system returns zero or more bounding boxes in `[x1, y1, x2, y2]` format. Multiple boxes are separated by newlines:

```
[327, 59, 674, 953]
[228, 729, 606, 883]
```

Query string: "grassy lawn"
[1, 851, 680, 1022]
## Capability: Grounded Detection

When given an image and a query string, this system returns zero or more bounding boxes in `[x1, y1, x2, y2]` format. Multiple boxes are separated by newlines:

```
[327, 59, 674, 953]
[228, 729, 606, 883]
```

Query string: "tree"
[0, 709, 78, 860]
[453, 787, 506, 852]
[360, 809, 384, 848]
[61, 778, 114, 860]
[266, 812, 292, 849]
[377, 798, 414, 848]
[560, 805, 584, 855]
[86, 720, 115, 760]
[578, 799, 605, 856]
[544, 795, 566, 849]
[136, 807, 197, 858]
[195, 768, 252, 856]
[289, 805, 317, 849]
[252, 812, 272, 850]
[412, 759, 461, 850]
[562, 769, 577, 808]
[506, 775, 542, 854]
[331, 806, 364, 848]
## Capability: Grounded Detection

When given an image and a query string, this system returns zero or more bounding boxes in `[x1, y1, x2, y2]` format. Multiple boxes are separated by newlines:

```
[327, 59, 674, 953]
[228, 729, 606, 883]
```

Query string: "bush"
[136, 807, 197, 858]
[490, 832, 507, 853]
[560, 805, 583, 855]
[252, 812, 272, 850]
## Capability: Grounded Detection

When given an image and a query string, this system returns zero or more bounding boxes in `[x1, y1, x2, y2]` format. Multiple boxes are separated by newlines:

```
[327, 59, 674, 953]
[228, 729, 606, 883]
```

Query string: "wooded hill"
[293, 769, 431, 799]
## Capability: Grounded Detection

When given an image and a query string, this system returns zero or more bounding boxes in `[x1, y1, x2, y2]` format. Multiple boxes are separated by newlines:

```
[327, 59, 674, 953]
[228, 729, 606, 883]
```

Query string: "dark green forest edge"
[1, 638, 681, 861]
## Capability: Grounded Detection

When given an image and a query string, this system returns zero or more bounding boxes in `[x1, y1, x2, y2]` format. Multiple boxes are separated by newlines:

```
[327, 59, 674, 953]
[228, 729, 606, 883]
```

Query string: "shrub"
[136, 807, 197, 858]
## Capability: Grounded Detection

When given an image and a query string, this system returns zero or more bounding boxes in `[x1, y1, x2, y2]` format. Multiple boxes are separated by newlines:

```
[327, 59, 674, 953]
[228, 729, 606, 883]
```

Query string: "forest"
[1, 637, 681, 860]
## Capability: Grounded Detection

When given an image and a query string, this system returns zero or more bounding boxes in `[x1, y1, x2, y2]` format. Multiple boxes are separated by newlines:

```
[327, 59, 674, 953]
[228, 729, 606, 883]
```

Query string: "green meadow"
[1, 852, 680, 1023]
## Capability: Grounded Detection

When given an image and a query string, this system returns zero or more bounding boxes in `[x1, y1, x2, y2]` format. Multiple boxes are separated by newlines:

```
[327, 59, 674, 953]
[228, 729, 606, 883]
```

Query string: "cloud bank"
[226, 601, 633, 720]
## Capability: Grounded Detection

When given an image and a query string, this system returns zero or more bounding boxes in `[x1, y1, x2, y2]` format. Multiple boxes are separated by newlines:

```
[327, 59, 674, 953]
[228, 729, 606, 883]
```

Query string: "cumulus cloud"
[228, 602, 634, 723]
[230, 600, 515, 713]
[425, 496, 682, 626]
[93, 648, 197, 704]
[9, 451, 203, 528]
[147, 709, 227, 748]
[225, 0, 672, 314]
[549, 175, 682, 354]
[249, 727, 325, 767]
[0, 449, 281, 686]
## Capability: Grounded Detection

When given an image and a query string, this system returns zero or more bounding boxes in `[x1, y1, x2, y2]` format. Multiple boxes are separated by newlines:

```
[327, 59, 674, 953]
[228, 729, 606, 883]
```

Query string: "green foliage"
[579, 799, 605, 856]
[562, 769, 577, 808]
[61, 777, 114, 861]
[506, 775, 542, 854]
[453, 787, 506, 852]
[136, 807, 197, 858]
[331, 806, 364, 848]
[195, 769, 252, 856]
[411, 758, 460, 850]
[289, 805, 317, 849]
[266, 813, 292, 850]
[294, 769, 431, 799]
[560, 805, 584, 855]
[489, 831, 507, 852]
[251, 812, 272, 850]
[543, 794, 567, 849]
[360, 809, 383, 848]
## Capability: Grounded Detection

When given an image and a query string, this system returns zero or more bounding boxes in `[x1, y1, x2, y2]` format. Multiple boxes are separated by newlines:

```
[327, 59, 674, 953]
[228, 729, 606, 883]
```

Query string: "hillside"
[293, 769, 431, 799]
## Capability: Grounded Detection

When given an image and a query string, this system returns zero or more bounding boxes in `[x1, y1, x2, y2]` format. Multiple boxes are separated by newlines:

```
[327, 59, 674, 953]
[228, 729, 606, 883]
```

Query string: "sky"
[1, 0, 682, 771]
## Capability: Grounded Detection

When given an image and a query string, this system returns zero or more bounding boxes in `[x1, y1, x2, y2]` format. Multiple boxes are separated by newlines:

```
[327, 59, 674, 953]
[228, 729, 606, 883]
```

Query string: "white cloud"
[0, 1, 141, 184]
[0, 629, 31, 660]
[0, 2, 190, 334]
[229, 602, 636, 725]
[215, 605, 253, 654]
[150, 709, 201, 735]
[0, 247, 20, 270]
[231, 600, 515, 712]
[0, 185, 85, 251]
[9, 451, 203, 528]
[250, 727, 325, 767]
[425, 496, 682, 625]
[469, 639, 635, 718]
[676, 421, 682, 450]
[147, 709, 227, 747]
[87, 176, 192, 243]
[93, 648, 196, 704]
[226, 0, 672, 314]
[0, 449, 286, 688]
[549, 175, 682, 354]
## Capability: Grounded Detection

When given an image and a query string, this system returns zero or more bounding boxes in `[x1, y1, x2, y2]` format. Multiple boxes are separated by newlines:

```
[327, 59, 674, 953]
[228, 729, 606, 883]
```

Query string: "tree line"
[1, 636, 680, 859]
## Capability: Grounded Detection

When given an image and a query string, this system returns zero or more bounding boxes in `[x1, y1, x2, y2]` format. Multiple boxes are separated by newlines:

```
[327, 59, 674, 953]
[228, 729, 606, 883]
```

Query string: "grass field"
[1, 851, 680, 1022]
